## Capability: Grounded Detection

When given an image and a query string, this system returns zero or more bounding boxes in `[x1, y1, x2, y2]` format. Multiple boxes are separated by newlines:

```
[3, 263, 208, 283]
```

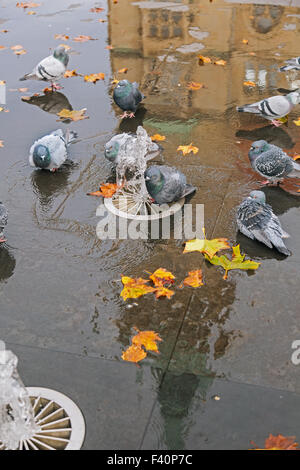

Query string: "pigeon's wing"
[46, 135, 68, 168]
[280, 57, 300, 71]
[160, 167, 187, 201]
[256, 95, 293, 120]
[255, 149, 294, 178]
[132, 83, 145, 107]
[35, 55, 66, 81]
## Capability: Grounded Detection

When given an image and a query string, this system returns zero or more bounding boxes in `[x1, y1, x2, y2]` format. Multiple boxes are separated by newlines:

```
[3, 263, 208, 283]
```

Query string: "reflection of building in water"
[108, 0, 300, 117]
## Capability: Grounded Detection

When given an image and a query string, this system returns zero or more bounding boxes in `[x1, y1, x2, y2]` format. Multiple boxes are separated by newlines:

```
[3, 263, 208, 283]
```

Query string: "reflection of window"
[147, 9, 183, 39]
[251, 5, 283, 34]
[244, 63, 277, 90]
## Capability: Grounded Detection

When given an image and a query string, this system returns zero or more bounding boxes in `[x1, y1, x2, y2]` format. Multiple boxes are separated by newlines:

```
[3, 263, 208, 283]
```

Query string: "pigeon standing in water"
[248, 140, 300, 185]
[20, 45, 69, 91]
[105, 129, 162, 165]
[144, 165, 196, 205]
[0, 202, 8, 244]
[237, 190, 290, 256]
[29, 129, 77, 172]
[279, 57, 300, 72]
[236, 90, 300, 126]
[113, 80, 145, 119]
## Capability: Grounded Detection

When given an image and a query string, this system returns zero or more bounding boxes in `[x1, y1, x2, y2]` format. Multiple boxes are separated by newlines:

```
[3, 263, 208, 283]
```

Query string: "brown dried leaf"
[84, 73, 105, 83]
[57, 108, 89, 122]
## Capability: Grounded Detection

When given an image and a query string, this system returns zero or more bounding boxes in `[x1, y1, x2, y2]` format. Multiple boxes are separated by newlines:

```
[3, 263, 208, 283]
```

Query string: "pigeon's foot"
[51, 168, 58, 173]
[0, 237, 6, 243]
[51, 83, 63, 91]
[119, 111, 135, 119]
[260, 180, 272, 186]
[271, 119, 283, 127]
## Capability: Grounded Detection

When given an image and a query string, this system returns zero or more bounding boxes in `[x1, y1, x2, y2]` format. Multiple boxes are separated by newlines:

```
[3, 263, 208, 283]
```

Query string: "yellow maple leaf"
[132, 328, 162, 353]
[204, 245, 260, 280]
[154, 286, 175, 299]
[150, 134, 166, 142]
[242, 39, 249, 44]
[243, 80, 256, 87]
[121, 344, 147, 363]
[251, 434, 299, 450]
[187, 82, 204, 90]
[84, 73, 105, 83]
[198, 55, 211, 65]
[118, 67, 128, 74]
[57, 108, 88, 122]
[293, 118, 300, 126]
[120, 276, 155, 301]
[148, 268, 175, 287]
[177, 143, 199, 156]
[184, 234, 230, 259]
[87, 183, 119, 198]
[64, 69, 78, 78]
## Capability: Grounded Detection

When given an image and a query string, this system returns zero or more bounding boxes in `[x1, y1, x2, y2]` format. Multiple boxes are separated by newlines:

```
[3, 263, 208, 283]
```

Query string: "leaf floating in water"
[16, 2, 40, 8]
[214, 59, 226, 66]
[121, 345, 147, 363]
[90, 7, 104, 12]
[64, 69, 78, 78]
[198, 54, 211, 65]
[117, 67, 128, 74]
[132, 328, 162, 353]
[187, 81, 205, 90]
[204, 245, 260, 280]
[0, 46, 7, 50]
[57, 108, 89, 122]
[184, 232, 230, 259]
[54, 34, 69, 40]
[0, 140, 4, 147]
[150, 134, 166, 142]
[148, 268, 175, 287]
[120, 276, 155, 301]
[73, 35, 96, 42]
[87, 183, 119, 198]
[84, 73, 105, 83]
[251, 434, 299, 450]
[153, 286, 175, 299]
[242, 38, 249, 44]
[177, 143, 199, 156]
[180, 270, 204, 288]
[243, 80, 256, 87]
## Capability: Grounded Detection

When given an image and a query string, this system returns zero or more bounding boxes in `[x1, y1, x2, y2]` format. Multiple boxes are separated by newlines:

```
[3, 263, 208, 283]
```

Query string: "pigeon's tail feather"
[20, 72, 35, 81]
[274, 241, 291, 256]
[64, 129, 78, 146]
[183, 184, 197, 198]
[279, 65, 296, 72]
[236, 104, 260, 114]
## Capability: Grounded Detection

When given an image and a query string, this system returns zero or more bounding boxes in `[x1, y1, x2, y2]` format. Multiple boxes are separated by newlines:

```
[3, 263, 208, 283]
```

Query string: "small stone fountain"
[0, 342, 85, 450]
[104, 126, 185, 220]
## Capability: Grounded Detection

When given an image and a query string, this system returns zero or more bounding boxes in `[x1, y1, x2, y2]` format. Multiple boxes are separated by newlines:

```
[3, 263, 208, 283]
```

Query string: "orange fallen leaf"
[64, 69, 78, 78]
[251, 434, 299, 450]
[242, 39, 249, 44]
[180, 269, 204, 288]
[148, 268, 175, 287]
[293, 154, 300, 161]
[106, 45, 114, 50]
[27, 10, 36, 15]
[154, 286, 175, 299]
[57, 108, 89, 122]
[1, 30, 9, 33]
[0, 46, 7, 50]
[198, 54, 211, 65]
[214, 59, 226, 66]
[16, 2, 40, 8]
[184, 231, 230, 259]
[120, 276, 155, 301]
[84, 73, 105, 83]
[243, 80, 256, 87]
[43, 87, 53, 93]
[150, 134, 166, 142]
[177, 143, 199, 156]
[90, 7, 104, 12]
[111, 76, 120, 85]
[187, 82, 204, 90]
[11, 45, 24, 50]
[132, 328, 162, 353]
[204, 245, 260, 280]
[54, 34, 69, 40]
[0, 80, 5, 85]
[249, 52, 256, 56]
[121, 344, 147, 363]
[0, 140, 4, 147]
[87, 182, 119, 198]
[118, 67, 128, 74]
[14, 49, 27, 55]
[73, 35, 96, 42]
[18, 87, 28, 92]
[98, 19, 106, 23]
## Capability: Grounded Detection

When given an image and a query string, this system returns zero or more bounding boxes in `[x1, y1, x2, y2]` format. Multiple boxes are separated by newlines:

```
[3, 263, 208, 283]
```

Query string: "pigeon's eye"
[250, 146, 254, 150]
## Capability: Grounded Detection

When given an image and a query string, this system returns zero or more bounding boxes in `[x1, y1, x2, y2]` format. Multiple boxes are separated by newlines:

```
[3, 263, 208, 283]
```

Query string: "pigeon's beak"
[145, 176, 150, 181]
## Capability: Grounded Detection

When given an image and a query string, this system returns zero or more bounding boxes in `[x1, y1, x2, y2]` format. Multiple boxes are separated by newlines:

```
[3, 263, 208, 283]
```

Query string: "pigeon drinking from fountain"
[248, 140, 300, 185]
[29, 129, 77, 172]
[20, 45, 69, 91]
[236, 90, 300, 126]
[0, 202, 8, 244]
[144, 165, 196, 205]
[113, 80, 145, 119]
[236, 190, 290, 256]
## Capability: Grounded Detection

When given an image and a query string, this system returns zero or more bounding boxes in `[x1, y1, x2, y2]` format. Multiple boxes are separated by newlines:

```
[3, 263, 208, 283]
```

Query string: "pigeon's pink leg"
[51, 83, 63, 91]
[271, 119, 282, 127]
[119, 111, 135, 119]
[260, 180, 272, 185]
[0, 238, 6, 243]
[51, 168, 58, 173]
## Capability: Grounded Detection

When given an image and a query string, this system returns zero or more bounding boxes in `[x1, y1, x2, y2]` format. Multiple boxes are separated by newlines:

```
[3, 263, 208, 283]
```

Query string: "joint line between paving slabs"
[138, 292, 194, 450]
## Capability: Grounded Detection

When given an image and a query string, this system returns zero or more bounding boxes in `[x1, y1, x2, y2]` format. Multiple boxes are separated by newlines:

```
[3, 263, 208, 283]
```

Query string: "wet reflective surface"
[1, 0, 300, 449]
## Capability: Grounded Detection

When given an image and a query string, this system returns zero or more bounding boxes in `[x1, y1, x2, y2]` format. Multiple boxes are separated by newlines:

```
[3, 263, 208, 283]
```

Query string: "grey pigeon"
[279, 57, 300, 72]
[29, 129, 77, 172]
[105, 131, 162, 164]
[0, 202, 8, 243]
[20, 45, 69, 91]
[144, 165, 196, 205]
[248, 140, 300, 184]
[237, 190, 290, 256]
[236, 90, 300, 126]
[113, 80, 145, 119]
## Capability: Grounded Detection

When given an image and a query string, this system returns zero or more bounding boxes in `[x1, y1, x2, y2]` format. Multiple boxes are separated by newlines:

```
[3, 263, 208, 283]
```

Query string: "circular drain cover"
[1, 387, 85, 450]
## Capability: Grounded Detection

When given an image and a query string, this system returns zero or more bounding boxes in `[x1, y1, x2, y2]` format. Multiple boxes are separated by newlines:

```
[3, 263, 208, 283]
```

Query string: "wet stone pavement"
[1, 0, 300, 450]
